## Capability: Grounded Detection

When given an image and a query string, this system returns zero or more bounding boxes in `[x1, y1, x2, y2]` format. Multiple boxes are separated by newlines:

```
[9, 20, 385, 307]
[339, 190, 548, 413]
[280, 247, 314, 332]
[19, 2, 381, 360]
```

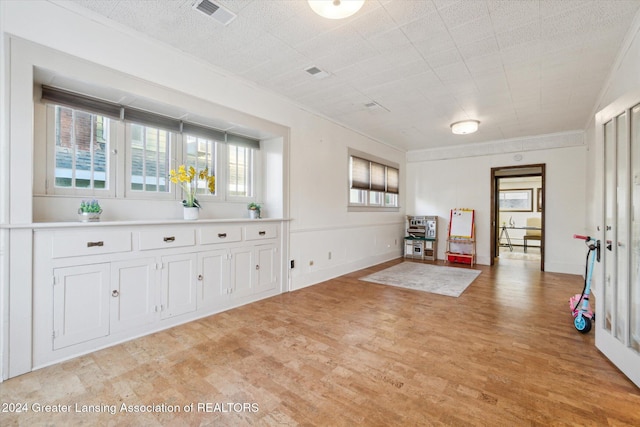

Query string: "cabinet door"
[255, 244, 278, 293]
[230, 246, 254, 299]
[161, 253, 197, 319]
[53, 264, 110, 350]
[198, 249, 229, 309]
[110, 258, 157, 333]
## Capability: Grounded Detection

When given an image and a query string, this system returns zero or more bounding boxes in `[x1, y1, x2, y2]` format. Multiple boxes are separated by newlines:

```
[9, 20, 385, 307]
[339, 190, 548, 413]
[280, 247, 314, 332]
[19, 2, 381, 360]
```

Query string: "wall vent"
[364, 101, 390, 112]
[193, 0, 237, 26]
[304, 66, 329, 79]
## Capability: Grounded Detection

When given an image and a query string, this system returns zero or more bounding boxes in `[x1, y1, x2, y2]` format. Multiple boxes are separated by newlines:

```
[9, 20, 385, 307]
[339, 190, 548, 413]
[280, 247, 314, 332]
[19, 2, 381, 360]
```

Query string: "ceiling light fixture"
[450, 120, 480, 135]
[308, 0, 365, 20]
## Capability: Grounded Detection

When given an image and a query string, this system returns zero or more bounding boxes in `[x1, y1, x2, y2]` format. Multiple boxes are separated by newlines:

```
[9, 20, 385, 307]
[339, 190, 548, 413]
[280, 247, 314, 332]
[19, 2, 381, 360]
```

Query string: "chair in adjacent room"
[523, 217, 541, 253]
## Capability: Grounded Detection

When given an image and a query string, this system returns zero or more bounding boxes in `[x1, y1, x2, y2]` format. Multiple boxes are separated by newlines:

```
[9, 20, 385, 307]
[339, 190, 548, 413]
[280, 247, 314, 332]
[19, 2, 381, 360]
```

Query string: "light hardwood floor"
[1, 258, 639, 426]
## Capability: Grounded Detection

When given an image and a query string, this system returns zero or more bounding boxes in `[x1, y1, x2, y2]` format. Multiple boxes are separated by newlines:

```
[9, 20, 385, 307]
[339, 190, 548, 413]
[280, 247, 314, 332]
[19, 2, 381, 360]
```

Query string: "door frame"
[490, 164, 546, 271]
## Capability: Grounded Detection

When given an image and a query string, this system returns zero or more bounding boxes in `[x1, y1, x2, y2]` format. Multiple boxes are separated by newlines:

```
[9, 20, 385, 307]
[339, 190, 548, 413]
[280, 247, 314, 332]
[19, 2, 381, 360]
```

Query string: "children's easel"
[445, 208, 476, 266]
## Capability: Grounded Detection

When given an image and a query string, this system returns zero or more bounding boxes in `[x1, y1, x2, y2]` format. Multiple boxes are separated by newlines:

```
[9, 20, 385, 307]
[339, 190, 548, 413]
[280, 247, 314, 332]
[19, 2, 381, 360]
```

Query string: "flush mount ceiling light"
[450, 120, 480, 135]
[308, 0, 365, 20]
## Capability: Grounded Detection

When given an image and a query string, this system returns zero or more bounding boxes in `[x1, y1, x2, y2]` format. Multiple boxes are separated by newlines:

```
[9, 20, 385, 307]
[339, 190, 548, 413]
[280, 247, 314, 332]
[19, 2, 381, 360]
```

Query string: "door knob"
[112, 290, 119, 297]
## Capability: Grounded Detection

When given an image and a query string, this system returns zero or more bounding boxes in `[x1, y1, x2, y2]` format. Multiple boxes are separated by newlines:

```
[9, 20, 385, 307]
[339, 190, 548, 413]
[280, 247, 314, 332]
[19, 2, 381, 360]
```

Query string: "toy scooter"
[570, 235, 600, 333]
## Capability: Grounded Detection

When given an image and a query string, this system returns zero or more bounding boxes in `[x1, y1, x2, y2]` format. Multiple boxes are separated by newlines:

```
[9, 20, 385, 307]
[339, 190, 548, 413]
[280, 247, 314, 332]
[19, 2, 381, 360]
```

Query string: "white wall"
[406, 139, 587, 274]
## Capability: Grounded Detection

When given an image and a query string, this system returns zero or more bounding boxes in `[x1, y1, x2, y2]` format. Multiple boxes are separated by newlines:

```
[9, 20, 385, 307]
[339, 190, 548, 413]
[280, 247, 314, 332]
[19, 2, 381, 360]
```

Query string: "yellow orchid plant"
[169, 165, 215, 208]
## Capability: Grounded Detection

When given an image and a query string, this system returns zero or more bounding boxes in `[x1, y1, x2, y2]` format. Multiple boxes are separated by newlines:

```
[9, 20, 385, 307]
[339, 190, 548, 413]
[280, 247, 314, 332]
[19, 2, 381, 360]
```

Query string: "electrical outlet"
[290, 260, 295, 269]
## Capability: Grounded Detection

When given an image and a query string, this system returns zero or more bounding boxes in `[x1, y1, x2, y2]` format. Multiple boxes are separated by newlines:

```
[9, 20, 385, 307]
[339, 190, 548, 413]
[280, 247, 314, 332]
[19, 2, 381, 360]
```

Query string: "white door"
[230, 246, 254, 299]
[596, 93, 640, 387]
[255, 244, 278, 293]
[161, 254, 197, 319]
[111, 258, 157, 333]
[53, 263, 110, 350]
[198, 249, 229, 309]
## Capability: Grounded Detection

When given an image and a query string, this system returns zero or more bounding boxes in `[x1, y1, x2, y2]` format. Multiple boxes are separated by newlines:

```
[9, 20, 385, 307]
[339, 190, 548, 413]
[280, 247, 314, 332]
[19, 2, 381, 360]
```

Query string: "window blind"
[370, 162, 386, 191]
[387, 167, 399, 194]
[351, 156, 370, 190]
[41, 85, 260, 148]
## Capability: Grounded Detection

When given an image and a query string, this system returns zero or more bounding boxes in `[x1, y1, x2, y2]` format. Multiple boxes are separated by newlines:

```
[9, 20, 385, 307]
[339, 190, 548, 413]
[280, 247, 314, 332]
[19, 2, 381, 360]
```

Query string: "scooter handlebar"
[573, 234, 589, 240]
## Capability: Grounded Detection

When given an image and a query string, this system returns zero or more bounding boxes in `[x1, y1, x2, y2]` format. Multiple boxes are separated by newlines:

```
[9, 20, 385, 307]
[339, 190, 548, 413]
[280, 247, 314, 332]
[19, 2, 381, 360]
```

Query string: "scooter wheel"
[574, 316, 592, 333]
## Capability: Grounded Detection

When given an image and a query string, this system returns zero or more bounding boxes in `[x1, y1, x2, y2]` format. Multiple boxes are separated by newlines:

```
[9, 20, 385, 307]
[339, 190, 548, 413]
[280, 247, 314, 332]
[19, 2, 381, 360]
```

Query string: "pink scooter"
[570, 234, 600, 333]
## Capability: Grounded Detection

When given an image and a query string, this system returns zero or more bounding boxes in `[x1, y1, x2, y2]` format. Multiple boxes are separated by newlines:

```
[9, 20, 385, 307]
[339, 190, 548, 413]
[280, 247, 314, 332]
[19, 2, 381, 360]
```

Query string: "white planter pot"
[248, 209, 260, 219]
[183, 207, 199, 220]
[78, 210, 102, 222]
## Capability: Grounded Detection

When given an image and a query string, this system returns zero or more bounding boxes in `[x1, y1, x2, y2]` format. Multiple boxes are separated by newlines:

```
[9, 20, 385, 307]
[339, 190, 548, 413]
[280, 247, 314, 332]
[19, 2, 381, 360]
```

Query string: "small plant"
[248, 202, 261, 211]
[79, 200, 102, 213]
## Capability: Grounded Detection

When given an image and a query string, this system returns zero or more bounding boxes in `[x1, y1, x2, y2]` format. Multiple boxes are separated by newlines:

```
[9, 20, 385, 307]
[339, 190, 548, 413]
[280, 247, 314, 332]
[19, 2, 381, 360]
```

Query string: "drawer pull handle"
[112, 290, 119, 297]
[164, 236, 176, 242]
[87, 241, 104, 247]
[218, 233, 227, 238]
[258, 231, 266, 236]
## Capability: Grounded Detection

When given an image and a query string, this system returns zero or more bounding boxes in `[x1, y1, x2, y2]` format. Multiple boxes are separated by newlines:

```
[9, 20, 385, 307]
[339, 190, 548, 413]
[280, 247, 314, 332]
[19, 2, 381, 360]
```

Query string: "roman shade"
[42, 85, 260, 148]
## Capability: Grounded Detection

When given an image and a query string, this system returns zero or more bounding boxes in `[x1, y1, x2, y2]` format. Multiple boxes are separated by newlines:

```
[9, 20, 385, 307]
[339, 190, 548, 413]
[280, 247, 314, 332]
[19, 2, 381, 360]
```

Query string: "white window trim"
[181, 134, 222, 203]
[124, 122, 176, 201]
[44, 104, 117, 198]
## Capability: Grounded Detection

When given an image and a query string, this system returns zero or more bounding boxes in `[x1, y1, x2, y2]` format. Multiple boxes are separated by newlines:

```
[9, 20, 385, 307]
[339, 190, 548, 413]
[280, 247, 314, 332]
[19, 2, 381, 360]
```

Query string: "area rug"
[359, 262, 481, 297]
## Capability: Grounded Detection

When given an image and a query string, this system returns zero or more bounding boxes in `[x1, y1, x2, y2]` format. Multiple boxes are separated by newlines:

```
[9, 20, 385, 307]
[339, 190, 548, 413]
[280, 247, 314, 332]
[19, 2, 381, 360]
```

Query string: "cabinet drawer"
[245, 224, 277, 241]
[138, 228, 195, 250]
[52, 230, 131, 258]
[200, 226, 242, 245]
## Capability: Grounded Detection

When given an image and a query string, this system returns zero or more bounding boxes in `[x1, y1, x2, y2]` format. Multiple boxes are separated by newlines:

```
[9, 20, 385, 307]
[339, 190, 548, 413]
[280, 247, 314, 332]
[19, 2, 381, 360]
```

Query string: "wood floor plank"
[1, 258, 639, 426]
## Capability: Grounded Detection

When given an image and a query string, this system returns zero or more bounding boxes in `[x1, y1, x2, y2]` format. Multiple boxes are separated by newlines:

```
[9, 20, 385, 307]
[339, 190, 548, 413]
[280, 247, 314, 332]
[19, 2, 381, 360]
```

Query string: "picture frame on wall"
[499, 188, 533, 212]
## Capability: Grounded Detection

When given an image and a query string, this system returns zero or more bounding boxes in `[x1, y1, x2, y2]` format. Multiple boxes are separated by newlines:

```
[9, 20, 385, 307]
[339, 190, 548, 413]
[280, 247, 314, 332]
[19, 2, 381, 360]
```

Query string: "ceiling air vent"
[304, 65, 329, 79]
[193, 0, 237, 26]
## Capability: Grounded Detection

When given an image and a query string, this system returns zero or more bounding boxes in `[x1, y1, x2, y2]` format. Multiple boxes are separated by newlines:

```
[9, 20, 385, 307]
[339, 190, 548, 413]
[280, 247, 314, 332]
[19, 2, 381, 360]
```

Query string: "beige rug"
[360, 262, 481, 297]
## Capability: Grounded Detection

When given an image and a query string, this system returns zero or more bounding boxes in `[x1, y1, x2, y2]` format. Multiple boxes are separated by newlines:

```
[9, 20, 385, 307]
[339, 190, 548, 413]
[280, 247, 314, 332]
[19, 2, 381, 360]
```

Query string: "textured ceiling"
[63, 0, 640, 151]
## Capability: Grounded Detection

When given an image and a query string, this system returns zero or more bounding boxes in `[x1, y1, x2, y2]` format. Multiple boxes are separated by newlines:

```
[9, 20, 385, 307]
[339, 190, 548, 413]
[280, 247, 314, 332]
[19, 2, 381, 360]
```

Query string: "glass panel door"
[596, 97, 640, 388]
[630, 103, 640, 353]
[603, 119, 615, 333]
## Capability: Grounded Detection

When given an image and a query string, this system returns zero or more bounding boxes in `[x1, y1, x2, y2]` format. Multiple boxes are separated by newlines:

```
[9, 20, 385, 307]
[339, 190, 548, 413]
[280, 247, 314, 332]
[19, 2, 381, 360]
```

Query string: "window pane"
[385, 193, 398, 207]
[228, 144, 253, 197]
[130, 124, 170, 193]
[370, 191, 383, 206]
[185, 135, 216, 196]
[54, 106, 109, 190]
[350, 189, 366, 204]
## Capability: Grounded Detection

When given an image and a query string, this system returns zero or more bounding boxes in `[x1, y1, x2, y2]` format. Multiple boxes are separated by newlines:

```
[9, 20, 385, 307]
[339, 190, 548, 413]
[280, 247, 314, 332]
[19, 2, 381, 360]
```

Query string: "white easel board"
[449, 209, 474, 238]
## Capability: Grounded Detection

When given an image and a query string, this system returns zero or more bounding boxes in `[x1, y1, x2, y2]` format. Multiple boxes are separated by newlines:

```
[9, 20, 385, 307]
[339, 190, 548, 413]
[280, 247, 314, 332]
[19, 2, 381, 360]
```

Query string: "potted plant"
[169, 165, 215, 220]
[248, 202, 261, 219]
[78, 200, 102, 222]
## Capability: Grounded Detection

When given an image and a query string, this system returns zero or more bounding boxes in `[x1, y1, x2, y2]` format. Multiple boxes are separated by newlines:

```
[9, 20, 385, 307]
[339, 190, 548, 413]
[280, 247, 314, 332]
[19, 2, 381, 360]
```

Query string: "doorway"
[490, 164, 545, 271]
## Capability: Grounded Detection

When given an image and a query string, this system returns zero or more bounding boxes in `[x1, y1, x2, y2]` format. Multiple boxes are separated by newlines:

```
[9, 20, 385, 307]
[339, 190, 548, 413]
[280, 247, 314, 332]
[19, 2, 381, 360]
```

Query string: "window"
[349, 154, 399, 209]
[228, 144, 254, 198]
[52, 105, 111, 191]
[184, 135, 217, 196]
[129, 124, 172, 193]
[40, 85, 261, 203]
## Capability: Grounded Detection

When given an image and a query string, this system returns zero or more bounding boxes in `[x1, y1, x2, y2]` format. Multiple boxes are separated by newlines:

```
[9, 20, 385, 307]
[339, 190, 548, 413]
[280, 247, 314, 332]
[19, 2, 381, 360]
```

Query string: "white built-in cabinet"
[34, 220, 282, 368]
